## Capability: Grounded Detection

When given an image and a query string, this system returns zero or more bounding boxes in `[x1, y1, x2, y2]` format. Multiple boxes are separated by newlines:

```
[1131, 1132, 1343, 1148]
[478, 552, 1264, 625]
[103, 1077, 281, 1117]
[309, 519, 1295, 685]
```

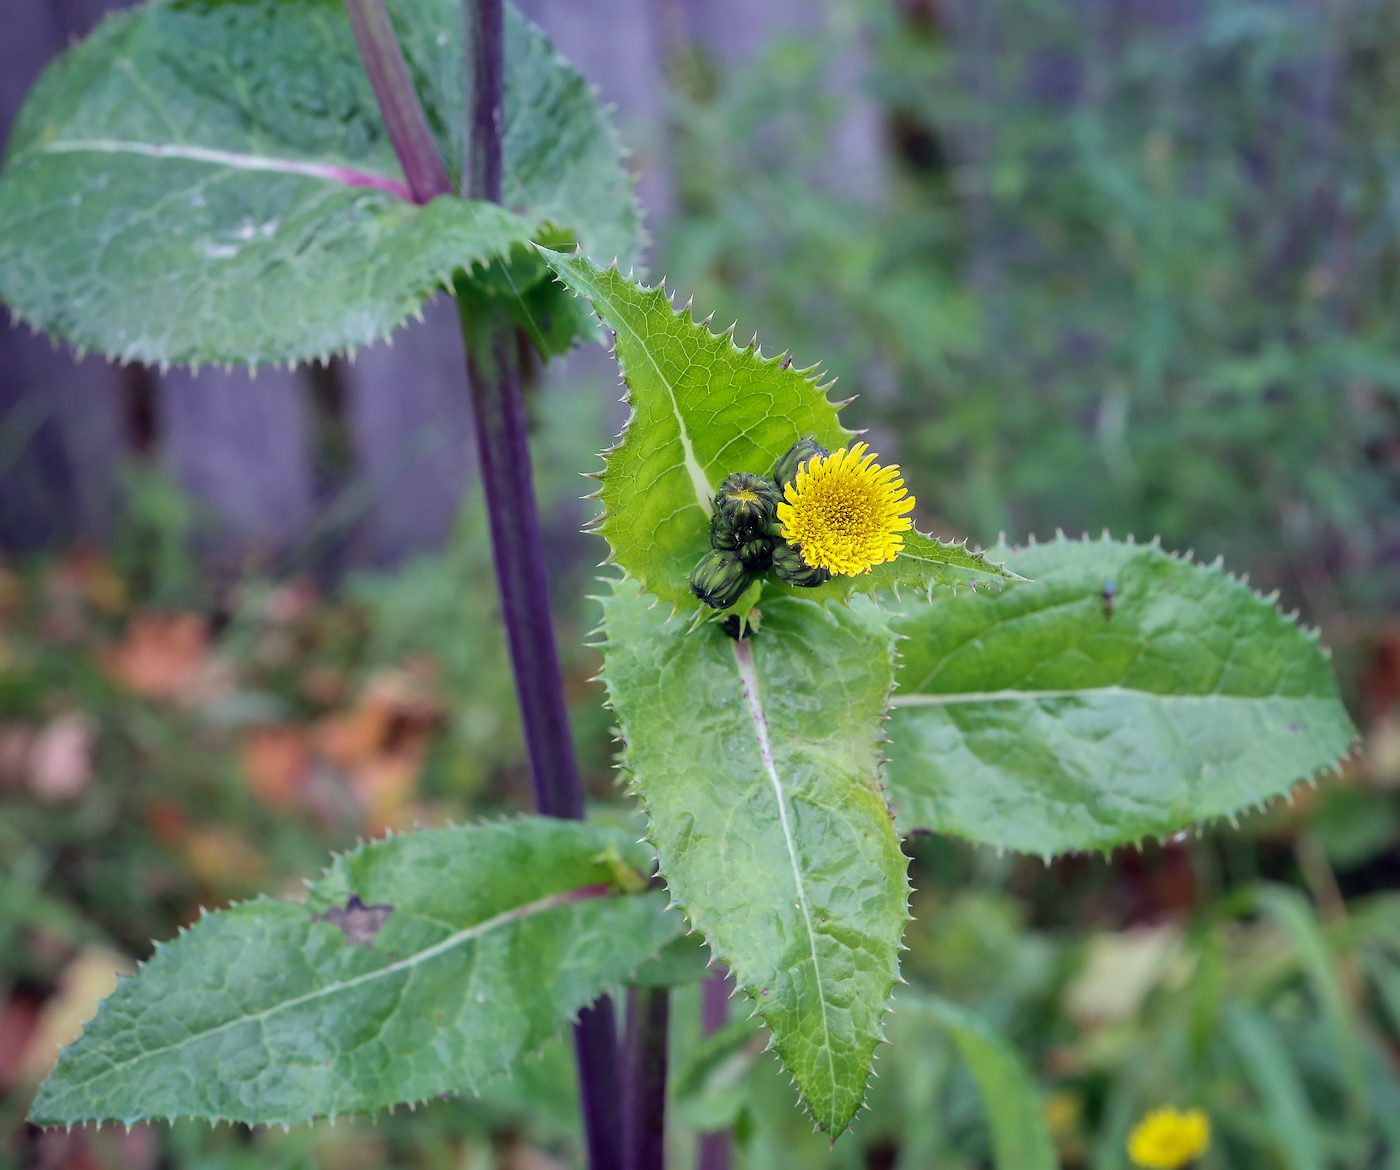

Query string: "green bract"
[884, 534, 1358, 856]
[547, 253, 1016, 609]
[30, 819, 681, 1128]
[598, 579, 908, 1135]
[0, 0, 639, 368]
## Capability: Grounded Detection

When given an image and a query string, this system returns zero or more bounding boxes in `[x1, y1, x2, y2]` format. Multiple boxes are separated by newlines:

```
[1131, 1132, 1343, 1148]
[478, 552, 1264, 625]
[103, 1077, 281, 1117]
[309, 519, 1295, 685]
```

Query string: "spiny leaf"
[29, 818, 681, 1128]
[884, 533, 1357, 856]
[598, 578, 909, 1135]
[546, 253, 1016, 609]
[0, 0, 638, 368]
[795, 530, 1024, 606]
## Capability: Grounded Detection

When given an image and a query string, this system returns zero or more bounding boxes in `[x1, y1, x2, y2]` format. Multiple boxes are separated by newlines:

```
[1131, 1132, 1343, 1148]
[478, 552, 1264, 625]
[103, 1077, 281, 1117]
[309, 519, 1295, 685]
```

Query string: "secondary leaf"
[899, 994, 1057, 1170]
[547, 253, 1017, 609]
[30, 818, 680, 1127]
[598, 578, 909, 1135]
[884, 534, 1357, 856]
[0, 0, 638, 367]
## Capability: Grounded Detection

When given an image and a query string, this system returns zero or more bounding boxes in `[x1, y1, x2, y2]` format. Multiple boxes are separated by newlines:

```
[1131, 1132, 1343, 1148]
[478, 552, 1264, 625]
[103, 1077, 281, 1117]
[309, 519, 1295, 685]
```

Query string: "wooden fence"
[0, 0, 865, 572]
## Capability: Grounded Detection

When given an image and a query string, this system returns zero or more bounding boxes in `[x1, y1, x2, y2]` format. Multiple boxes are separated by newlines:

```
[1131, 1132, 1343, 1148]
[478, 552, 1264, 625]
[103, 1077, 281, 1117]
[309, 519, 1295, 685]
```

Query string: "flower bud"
[772, 540, 832, 588]
[689, 549, 752, 610]
[709, 512, 741, 551]
[713, 473, 781, 538]
[738, 537, 775, 573]
[771, 438, 830, 490]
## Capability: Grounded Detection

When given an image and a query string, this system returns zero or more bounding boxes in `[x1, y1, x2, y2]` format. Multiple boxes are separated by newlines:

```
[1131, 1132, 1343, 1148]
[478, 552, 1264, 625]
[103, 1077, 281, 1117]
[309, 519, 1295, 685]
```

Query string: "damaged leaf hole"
[315, 894, 394, 946]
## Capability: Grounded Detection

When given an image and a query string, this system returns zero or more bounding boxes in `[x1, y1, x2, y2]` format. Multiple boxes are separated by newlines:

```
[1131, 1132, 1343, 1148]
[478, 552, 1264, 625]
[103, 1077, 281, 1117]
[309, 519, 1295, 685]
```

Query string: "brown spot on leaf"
[315, 894, 393, 945]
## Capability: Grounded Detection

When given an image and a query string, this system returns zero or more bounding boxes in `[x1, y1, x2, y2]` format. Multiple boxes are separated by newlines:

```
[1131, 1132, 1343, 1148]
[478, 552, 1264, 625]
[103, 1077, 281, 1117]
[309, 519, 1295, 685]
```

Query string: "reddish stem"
[343, 0, 452, 203]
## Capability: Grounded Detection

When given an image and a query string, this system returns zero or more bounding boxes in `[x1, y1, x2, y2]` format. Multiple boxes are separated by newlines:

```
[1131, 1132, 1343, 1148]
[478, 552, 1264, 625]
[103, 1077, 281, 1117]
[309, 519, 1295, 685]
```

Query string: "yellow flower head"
[776, 442, 914, 576]
[1127, 1107, 1210, 1170]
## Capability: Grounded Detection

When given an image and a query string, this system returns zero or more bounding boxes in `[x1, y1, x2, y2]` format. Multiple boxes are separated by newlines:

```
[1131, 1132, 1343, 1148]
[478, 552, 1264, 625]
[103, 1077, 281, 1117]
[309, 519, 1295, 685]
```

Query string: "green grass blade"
[901, 994, 1057, 1170]
[1224, 1004, 1325, 1170]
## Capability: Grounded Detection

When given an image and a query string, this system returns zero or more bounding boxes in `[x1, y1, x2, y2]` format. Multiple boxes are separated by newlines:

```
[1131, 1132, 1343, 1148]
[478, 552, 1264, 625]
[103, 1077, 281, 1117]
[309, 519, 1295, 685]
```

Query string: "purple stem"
[622, 987, 670, 1170]
[697, 967, 734, 1170]
[462, 3, 624, 1169]
[345, 9, 623, 1164]
[343, 0, 452, 203]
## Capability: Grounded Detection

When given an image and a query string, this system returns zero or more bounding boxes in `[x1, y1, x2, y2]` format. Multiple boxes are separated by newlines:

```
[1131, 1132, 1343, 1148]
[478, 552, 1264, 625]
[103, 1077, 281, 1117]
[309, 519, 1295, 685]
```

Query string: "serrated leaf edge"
[892, 528, 1360, 861]
[29, 816, 669, 1130]
[596, 590, 910, 1135]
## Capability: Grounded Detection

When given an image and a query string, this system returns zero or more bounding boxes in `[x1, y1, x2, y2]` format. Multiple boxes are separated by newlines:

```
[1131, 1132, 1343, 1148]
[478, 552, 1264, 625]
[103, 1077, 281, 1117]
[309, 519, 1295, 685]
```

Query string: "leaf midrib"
[41, 882, 612, 1103]
[35, 139, 413, 200]
[732, 638, 838, 1129]
[580, 270, 713, 515]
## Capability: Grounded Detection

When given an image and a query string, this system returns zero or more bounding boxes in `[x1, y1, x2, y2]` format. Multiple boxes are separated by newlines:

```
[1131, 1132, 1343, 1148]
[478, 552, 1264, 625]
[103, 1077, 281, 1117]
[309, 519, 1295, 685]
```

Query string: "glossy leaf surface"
[30, 819, 680, 1127]
[885, 535, 1356, 855]
[548, 254, 1016, 609]
[0, 1, 638, 367]
[598, 579, 908, 1135]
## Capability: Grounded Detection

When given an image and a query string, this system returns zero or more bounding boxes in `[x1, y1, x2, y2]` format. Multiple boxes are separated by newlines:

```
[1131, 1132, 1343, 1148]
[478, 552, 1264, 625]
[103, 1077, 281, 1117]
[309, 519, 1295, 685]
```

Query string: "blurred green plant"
[661, 0, 1400, 642]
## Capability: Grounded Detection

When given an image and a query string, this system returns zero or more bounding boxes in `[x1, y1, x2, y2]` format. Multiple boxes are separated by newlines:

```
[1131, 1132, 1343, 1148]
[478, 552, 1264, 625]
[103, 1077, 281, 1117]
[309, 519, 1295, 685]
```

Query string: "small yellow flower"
[1127, 1107, 1210, 1170]
[776, 442, 914, 576]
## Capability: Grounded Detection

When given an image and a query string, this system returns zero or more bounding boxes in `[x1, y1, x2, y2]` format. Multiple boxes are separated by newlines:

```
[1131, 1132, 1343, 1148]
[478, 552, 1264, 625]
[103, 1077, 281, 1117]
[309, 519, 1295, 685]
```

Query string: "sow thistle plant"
[0, 0, 1358, 1167]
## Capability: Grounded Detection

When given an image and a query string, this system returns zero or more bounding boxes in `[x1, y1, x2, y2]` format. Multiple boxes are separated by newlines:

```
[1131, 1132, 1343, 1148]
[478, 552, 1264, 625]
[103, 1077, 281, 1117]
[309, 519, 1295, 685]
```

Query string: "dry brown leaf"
[0, 994, 41, 1090]
[18, 946, 135, 1083]
[350, 752, 422, 835]
[103, 612, 209, 701]
[242, 725, 310, 811]
[179, 826, 265, 892]
[1064, 925, 1186, 1027]
[317, 666, 440, 766]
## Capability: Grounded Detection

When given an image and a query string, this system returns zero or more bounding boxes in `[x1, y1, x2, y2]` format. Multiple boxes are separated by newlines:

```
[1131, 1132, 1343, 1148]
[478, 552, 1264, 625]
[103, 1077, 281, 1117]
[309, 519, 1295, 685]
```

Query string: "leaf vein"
[732, 638, 838, 1128]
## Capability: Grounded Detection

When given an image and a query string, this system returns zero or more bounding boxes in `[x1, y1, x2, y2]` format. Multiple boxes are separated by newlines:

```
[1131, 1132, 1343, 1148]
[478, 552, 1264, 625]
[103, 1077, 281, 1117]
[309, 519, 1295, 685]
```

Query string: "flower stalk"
[462, 3, 624, 1169]
[622, 987, 670, 1170]
[697, 968, 733, 1170]
[347, 2, 625, 1167]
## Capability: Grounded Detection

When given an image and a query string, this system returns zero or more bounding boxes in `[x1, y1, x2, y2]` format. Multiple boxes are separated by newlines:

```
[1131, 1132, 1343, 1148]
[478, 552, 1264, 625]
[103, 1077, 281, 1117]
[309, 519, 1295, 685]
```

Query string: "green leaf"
[598, 578, 909, 1135]
[625, 932, 714, 987]
[1224, 1005, 1326, 1170]
[0, 1, 638, 368]
[899, 994, 1058, 1170]
[885, 534, 1357, 856]
[29, 818, 680, 1128]
[546, 253, 1017, 610]
[671, 1016, 765, 1131]
[798, 530, 1025, 606]
[1253, 883, 1367, 1117]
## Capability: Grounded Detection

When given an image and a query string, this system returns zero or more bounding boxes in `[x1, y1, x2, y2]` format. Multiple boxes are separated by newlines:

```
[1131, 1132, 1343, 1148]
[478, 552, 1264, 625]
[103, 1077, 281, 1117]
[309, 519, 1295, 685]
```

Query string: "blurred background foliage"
[3, 0, 1400, 1168]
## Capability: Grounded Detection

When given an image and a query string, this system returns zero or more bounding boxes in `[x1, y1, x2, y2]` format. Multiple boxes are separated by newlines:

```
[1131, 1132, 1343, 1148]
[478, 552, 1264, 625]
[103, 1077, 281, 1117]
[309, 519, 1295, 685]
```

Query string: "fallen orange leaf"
[102, 612, 209, 702]
[242, 726, 310, 811]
